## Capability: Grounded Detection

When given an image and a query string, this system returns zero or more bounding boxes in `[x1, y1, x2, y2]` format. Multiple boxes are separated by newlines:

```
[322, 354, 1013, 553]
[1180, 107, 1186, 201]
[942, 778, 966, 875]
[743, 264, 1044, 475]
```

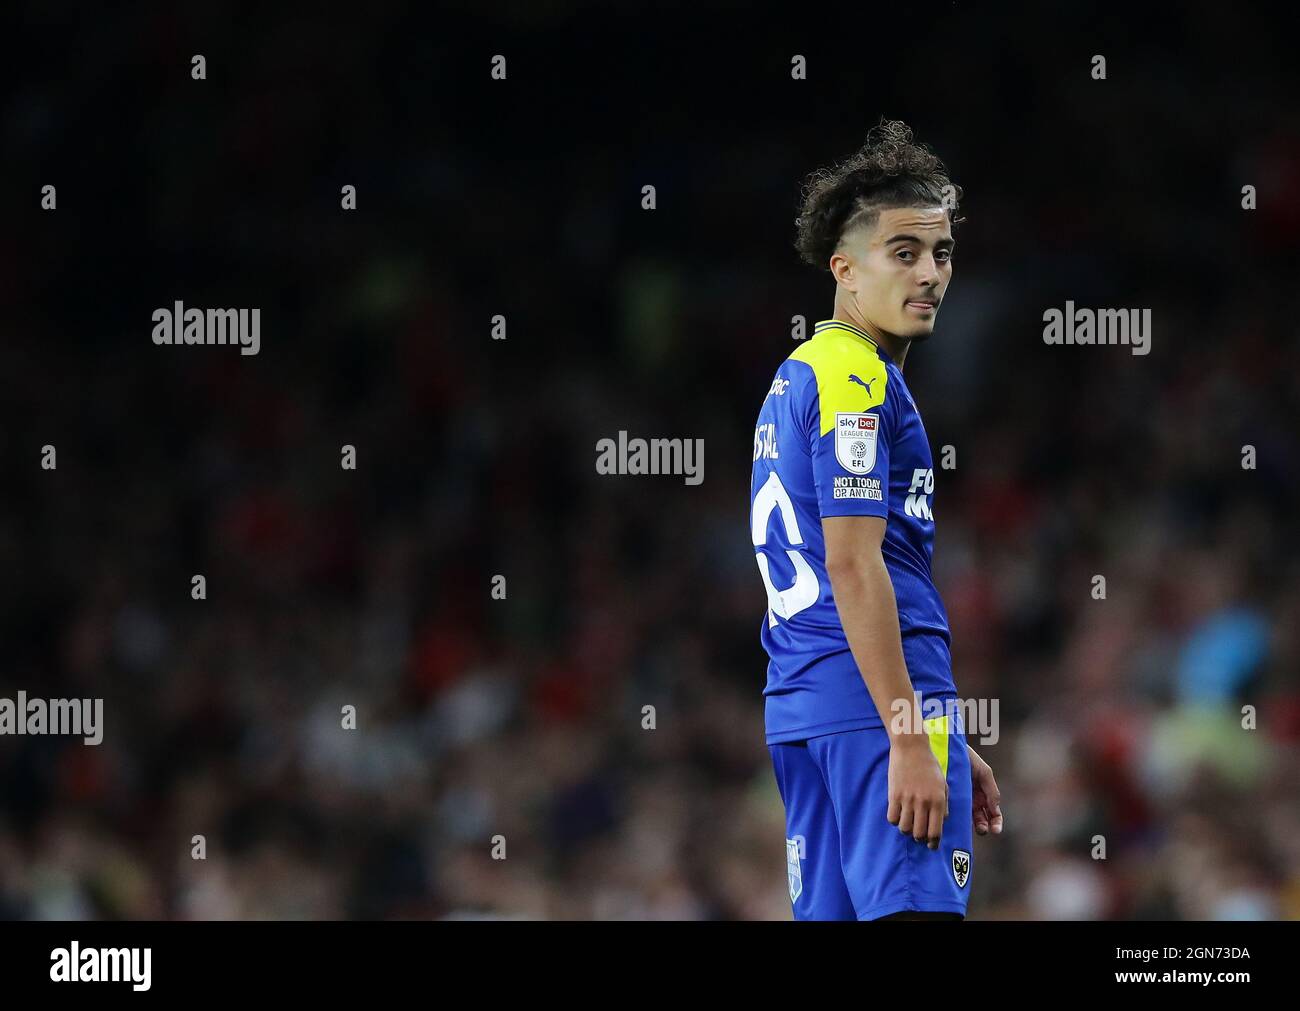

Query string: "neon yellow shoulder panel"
[789, 324, 889, 436]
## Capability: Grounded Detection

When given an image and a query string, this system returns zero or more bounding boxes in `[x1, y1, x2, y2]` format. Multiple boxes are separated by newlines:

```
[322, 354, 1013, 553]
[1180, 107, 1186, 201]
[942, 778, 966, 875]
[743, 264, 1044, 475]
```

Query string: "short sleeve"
[809, 359, 894, 518]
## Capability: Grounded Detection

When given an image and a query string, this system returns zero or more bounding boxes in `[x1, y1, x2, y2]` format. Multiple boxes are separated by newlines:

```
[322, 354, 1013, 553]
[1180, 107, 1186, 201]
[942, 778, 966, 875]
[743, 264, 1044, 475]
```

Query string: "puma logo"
[848, 374, 876, 397]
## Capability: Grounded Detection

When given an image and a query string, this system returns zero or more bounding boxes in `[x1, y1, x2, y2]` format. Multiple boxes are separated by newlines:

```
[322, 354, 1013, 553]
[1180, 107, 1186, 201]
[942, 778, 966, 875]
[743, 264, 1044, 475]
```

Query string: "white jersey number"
[751, 471, 819, 625]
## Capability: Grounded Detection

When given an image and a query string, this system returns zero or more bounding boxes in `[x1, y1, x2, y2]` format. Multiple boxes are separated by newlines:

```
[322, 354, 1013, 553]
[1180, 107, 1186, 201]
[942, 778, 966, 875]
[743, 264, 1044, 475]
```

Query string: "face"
[831, 206, 954, 341]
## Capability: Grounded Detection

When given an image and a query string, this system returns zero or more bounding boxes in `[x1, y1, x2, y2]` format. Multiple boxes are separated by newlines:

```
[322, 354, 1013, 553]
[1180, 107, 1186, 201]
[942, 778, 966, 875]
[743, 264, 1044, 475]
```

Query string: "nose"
[914, 252, 942, 287]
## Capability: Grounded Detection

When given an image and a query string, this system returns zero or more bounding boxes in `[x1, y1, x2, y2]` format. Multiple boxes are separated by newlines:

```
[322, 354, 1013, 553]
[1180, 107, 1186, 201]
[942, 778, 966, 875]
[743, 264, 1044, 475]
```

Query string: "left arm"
[967, 745, 1004, 836]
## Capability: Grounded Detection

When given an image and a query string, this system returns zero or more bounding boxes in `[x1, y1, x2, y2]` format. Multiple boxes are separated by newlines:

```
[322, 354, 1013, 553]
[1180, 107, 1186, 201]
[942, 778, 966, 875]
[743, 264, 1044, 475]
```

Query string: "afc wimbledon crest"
[786, 838, 803, 903]
[952, 849, 971, 889]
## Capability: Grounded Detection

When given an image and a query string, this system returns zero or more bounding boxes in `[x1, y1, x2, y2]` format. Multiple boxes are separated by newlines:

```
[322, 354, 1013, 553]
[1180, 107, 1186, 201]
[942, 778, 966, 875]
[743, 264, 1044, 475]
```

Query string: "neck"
[830, 299, 910, 369]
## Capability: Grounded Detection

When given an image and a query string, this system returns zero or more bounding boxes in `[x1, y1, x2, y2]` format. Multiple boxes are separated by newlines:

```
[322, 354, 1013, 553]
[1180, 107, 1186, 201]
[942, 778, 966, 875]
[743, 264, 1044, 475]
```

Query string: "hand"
[968, 745, 1003, 836]
[886, 736, 949, 850]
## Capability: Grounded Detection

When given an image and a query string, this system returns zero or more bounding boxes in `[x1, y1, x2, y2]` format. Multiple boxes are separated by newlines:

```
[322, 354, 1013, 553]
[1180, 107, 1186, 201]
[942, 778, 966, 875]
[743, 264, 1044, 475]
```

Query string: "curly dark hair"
[794, 119, 963, 270]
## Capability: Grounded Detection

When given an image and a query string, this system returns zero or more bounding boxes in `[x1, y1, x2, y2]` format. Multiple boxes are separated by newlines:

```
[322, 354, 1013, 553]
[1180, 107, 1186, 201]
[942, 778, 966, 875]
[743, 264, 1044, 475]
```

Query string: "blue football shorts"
[769, 708, 973, 920]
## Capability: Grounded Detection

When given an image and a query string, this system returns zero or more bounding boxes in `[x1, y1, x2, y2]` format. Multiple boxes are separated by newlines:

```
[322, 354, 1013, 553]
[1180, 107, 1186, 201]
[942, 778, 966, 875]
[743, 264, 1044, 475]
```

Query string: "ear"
[829, 249, 855, 291]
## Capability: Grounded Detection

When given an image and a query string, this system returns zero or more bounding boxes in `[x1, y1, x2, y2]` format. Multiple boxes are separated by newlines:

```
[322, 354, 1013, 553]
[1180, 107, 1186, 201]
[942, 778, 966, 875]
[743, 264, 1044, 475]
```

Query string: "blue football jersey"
[750, 319, 955, 743]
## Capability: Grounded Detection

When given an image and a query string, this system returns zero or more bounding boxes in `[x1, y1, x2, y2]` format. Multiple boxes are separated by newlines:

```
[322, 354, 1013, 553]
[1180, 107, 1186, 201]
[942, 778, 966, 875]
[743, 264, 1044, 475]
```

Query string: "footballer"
[750, 120, 1003, 920]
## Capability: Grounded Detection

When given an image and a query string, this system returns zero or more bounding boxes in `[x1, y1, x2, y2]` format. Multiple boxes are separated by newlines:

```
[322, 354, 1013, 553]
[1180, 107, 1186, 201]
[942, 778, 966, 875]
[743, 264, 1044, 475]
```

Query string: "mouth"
[905, 299, 939, 314]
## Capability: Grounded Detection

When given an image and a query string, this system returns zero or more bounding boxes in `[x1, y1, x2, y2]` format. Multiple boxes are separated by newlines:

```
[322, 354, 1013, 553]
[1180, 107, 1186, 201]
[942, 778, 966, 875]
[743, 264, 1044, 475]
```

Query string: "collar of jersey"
[813, 318, 880, 349]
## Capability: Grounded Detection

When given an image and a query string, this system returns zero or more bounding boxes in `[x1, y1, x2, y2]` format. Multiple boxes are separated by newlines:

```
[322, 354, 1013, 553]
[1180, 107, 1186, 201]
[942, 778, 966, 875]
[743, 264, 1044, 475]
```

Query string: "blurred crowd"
[1, 6, 1298, 919]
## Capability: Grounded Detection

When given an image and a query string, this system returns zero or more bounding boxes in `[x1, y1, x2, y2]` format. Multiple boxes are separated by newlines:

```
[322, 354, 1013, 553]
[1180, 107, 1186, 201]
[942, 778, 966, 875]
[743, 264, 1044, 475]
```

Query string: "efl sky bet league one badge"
[786, 838, 803, 902]
[952, 849, 971, 889]
[835, 413, 878, 473]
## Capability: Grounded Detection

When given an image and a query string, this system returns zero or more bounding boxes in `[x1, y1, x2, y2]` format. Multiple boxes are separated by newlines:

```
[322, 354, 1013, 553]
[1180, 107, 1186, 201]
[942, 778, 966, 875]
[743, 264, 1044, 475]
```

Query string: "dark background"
[2, 3, 1298, 919]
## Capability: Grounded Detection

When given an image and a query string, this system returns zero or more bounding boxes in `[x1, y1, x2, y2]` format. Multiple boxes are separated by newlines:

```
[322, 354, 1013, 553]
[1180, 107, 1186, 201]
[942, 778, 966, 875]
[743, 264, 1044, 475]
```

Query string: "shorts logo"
[952, 849, 971, 889]
[786, 838, 803, 902]
[835, 413, 878, 473]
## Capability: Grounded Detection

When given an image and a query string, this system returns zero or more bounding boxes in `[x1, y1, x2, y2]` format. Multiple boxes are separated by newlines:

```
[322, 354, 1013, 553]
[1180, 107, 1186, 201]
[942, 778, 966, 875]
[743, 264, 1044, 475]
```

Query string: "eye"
[896, 249, 915, 261]
[936, 249, 953, 263]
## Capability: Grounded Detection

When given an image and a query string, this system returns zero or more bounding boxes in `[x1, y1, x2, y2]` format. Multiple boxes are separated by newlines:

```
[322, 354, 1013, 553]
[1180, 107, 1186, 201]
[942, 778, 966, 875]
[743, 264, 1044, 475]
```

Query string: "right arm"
[824, 514, 948, 850]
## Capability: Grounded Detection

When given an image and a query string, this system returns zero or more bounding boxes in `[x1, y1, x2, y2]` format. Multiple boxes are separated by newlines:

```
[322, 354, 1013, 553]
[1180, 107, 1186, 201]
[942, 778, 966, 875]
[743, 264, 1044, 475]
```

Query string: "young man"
[750, 120, 1003, 920]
